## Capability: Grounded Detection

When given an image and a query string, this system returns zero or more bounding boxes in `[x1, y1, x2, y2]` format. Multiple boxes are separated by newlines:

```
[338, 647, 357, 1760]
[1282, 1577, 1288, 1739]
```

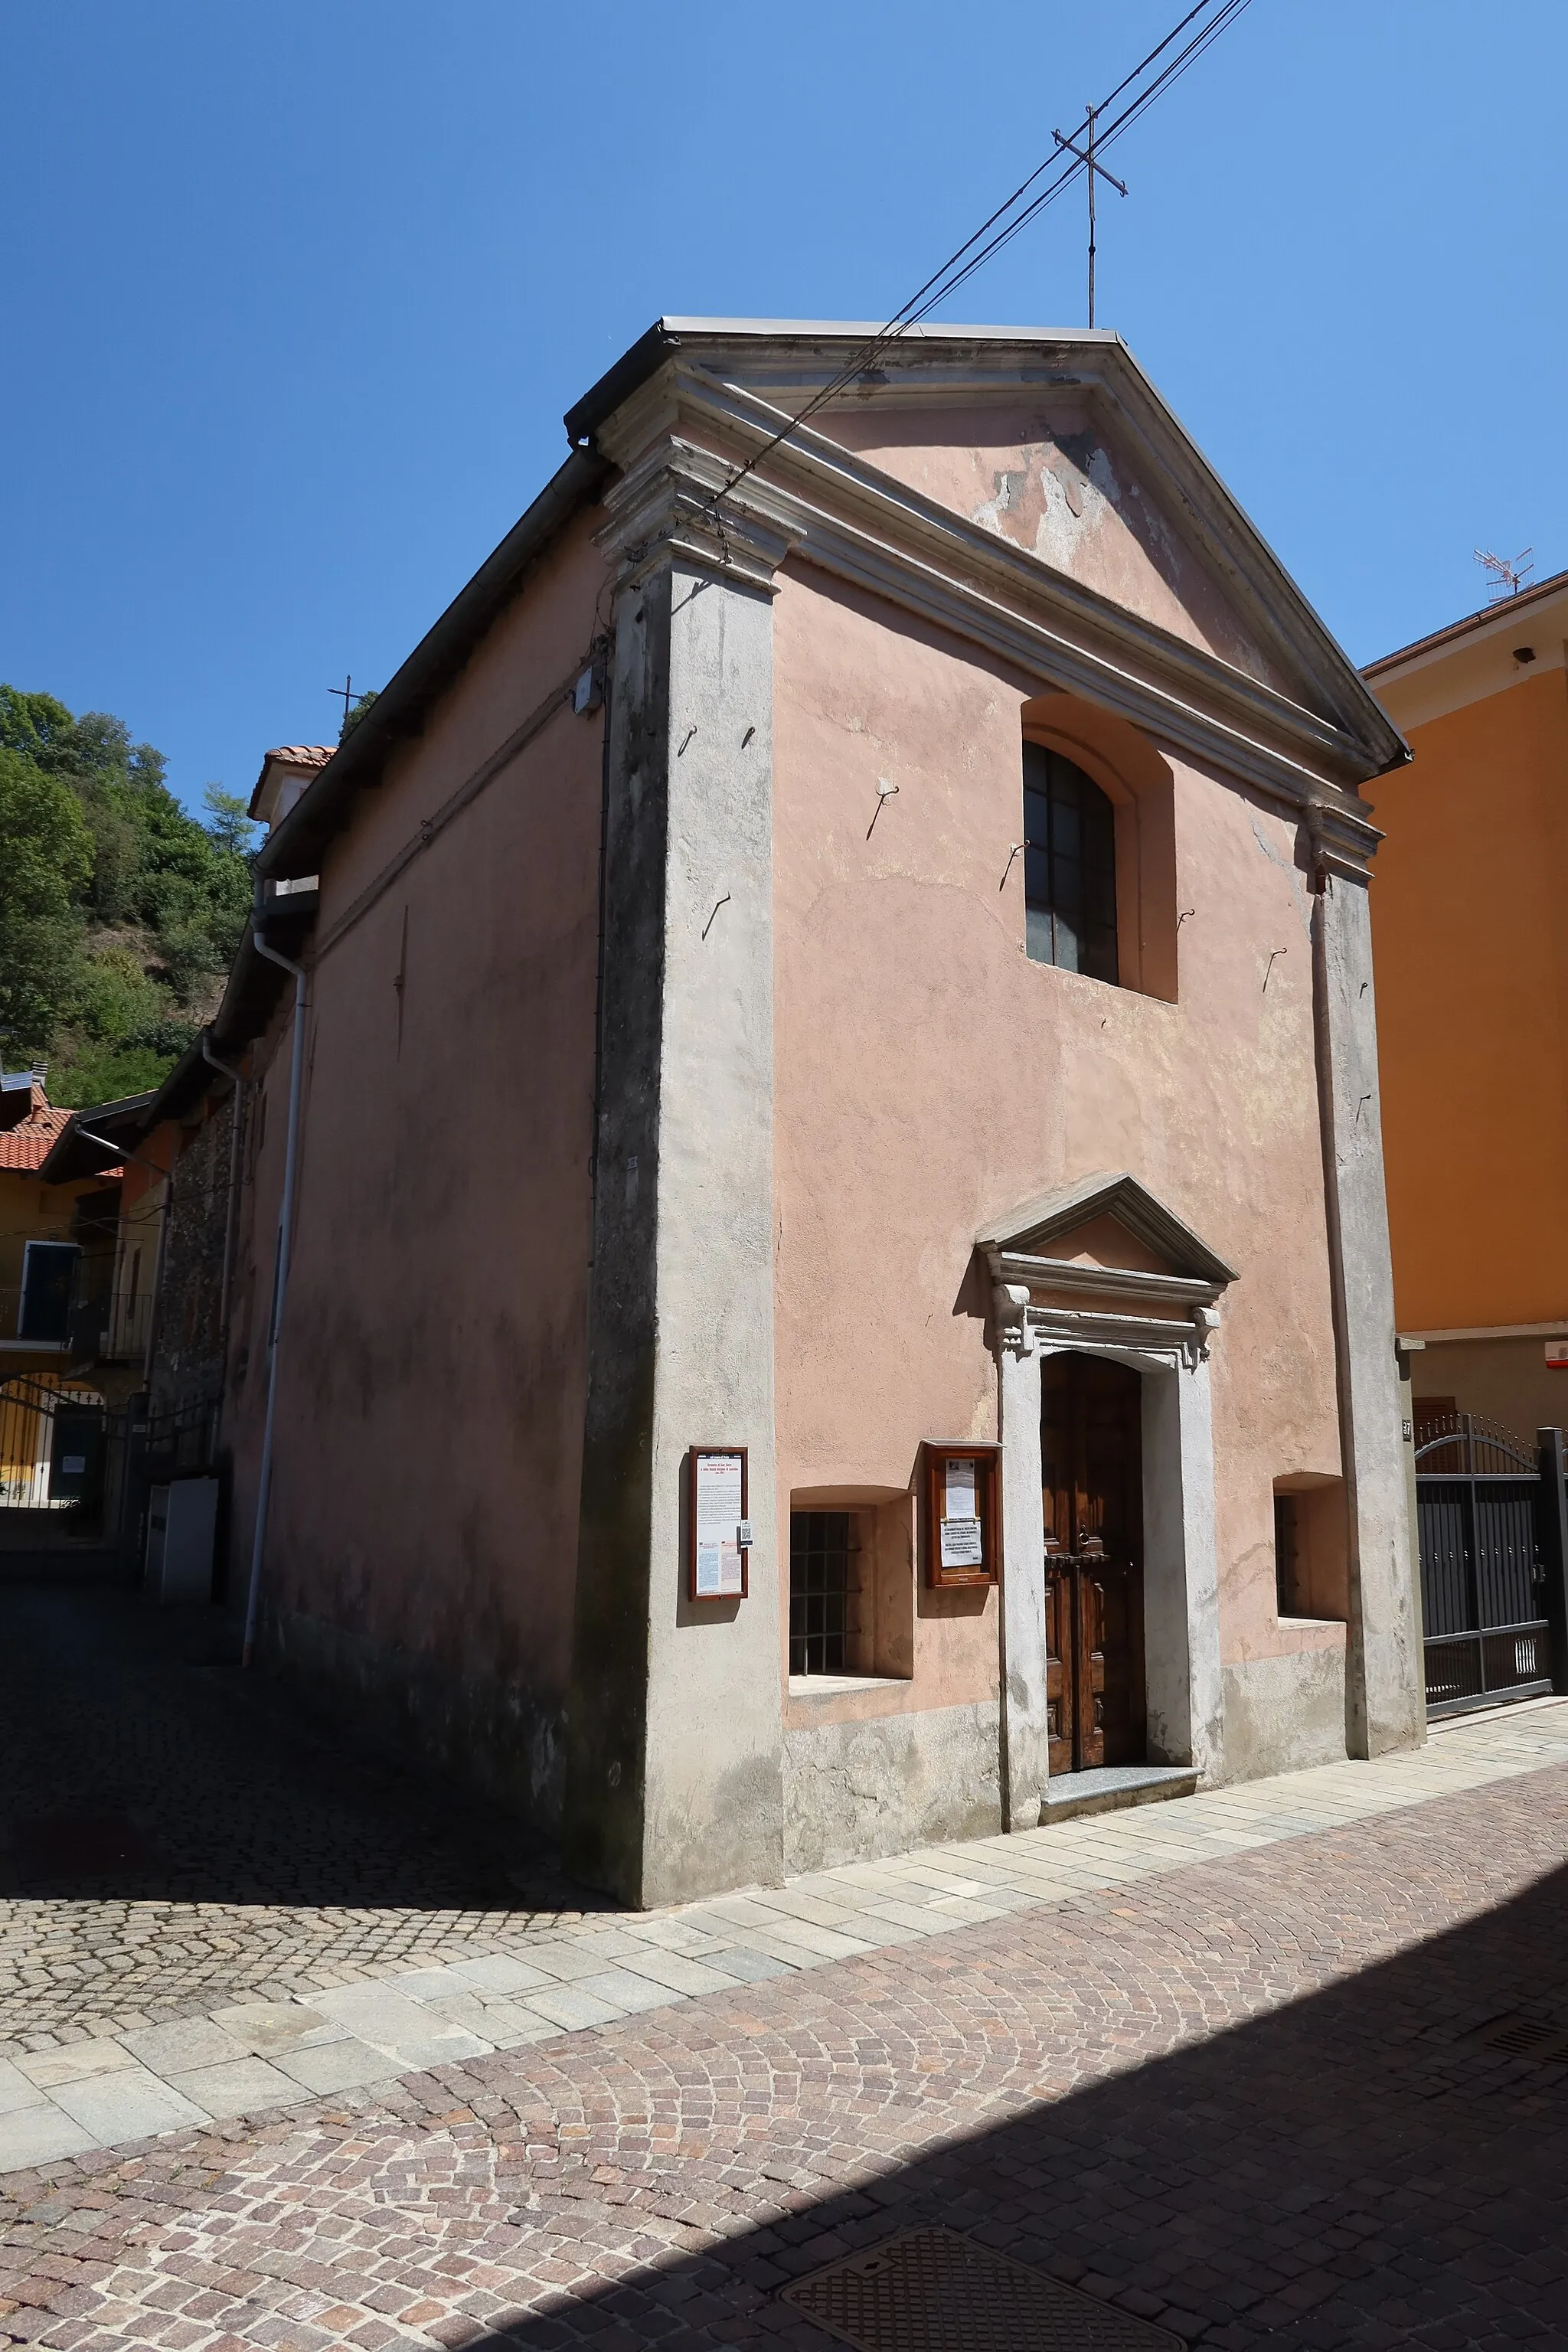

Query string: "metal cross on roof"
[1053, 106, 1129, 330]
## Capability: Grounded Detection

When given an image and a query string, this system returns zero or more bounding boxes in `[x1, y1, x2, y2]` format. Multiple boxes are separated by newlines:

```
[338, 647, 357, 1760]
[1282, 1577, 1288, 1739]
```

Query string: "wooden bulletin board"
[688, 1446, 750, 1602]
[922, 1441, 1000, 1588]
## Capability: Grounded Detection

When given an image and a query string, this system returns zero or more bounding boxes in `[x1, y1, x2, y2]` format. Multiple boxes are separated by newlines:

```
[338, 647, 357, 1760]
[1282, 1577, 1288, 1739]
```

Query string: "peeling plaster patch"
[1050, 452, 1086, 517]
[971, 469, 1031, 535]
[969, 435, 1136, 584]
[1084, 444, 1122, 505]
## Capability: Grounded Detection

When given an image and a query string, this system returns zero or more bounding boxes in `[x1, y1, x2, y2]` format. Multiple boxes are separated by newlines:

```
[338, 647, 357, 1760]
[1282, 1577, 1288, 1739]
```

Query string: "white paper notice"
[944, 1458, 977, 1521]
[939, 1517, 985, 1570]
[694, 1452, 745, 1597]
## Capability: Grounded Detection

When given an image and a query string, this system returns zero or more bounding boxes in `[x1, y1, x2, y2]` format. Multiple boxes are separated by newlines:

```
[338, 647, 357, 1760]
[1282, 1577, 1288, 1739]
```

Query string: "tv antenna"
[1053, 104, 1128, 328]
[1475, 547, 1534, 601]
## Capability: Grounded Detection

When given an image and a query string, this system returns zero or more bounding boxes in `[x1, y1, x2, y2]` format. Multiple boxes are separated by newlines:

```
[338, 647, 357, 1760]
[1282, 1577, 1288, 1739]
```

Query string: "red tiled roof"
[0, 1103, 72, 1173]
[265, 745, 334, 769]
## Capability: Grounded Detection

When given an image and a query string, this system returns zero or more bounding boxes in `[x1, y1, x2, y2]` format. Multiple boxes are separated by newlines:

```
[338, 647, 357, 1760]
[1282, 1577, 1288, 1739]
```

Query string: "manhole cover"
[782, 2226, 1183, 2350]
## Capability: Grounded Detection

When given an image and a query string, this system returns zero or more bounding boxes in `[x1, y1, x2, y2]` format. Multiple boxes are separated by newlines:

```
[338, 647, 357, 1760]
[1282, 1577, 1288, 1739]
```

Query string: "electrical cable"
[695, 0, 1256, 527]
[914, 0, 1255, 315]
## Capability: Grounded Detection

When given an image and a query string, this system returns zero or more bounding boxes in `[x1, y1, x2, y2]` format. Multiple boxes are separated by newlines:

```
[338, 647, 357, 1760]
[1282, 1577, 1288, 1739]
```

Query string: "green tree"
[0, 684, 261, 1103]
[202, 786, 256, 856]
[341, 688, 378, 738]
[0, 746, 92, 1060]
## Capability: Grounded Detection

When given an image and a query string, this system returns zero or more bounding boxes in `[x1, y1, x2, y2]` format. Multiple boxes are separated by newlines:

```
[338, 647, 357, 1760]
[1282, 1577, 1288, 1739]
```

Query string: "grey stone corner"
[1305, 794, 1382, 884]
[595, 439, 797, 597]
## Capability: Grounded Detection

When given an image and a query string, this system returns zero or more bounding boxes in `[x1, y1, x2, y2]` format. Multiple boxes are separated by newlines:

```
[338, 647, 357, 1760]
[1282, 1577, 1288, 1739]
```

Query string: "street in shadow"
[0, 1584, 599, 1914]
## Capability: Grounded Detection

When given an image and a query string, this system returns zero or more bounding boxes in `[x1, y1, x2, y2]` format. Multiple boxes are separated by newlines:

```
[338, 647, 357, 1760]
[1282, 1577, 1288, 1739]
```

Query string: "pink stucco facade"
[188, 322, 1421, 1903]
[224, 517, 609, 1818]
[769, 558, 1348, 1731]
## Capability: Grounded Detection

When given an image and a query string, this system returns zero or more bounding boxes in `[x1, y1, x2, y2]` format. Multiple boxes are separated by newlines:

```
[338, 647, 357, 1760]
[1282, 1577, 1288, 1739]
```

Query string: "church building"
[198, 320, 1425, 1906]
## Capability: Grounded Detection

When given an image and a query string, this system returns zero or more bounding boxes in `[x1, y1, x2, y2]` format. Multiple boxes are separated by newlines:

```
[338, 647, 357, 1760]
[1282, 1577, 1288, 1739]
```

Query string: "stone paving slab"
[5, 1697, 1568, 2176]
[3, 1745, 1568, 2347]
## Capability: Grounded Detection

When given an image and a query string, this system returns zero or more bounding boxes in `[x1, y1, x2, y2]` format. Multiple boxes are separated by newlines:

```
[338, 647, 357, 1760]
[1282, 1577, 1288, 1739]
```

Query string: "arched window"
[1022, 743, 1119, 984]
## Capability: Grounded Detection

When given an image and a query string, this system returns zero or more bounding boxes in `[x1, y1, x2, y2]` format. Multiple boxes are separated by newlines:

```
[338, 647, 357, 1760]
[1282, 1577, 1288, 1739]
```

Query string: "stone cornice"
[990, 1251, 1227, 1310]
[1306, 799, 1383, 887]
[596, 363, 1391, 861]
[993, 1280, 1217, 1369]
[596, 443, 795, 596]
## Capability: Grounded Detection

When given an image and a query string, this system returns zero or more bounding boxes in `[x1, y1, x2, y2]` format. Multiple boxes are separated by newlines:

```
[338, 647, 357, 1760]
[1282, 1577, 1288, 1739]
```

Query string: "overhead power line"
[698, 0, 1256, 532]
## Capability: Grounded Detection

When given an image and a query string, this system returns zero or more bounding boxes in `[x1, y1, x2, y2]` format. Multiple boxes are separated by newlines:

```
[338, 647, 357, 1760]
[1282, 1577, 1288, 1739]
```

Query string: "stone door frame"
[993, 1288, 1226, 1828]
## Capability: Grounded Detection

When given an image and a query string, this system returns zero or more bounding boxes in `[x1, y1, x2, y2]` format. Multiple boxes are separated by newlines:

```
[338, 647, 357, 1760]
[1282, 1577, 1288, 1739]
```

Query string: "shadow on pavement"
[0, 1584, 602, 1915]
[461, 1851, 1568, 2350]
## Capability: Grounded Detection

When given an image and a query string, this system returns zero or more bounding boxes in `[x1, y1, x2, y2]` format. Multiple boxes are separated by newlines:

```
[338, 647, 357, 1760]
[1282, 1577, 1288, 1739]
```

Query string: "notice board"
[922, 1440, 1000, 1588]
[688, 1446, 750, 1601]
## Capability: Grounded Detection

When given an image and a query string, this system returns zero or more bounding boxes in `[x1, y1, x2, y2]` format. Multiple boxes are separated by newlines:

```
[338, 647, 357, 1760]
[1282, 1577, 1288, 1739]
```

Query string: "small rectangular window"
[789, 1511, 859, 1674]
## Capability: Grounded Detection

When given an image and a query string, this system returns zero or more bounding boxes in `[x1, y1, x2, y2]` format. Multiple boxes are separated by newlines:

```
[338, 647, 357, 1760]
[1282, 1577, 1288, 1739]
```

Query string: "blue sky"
[2, 2, 1562, 813]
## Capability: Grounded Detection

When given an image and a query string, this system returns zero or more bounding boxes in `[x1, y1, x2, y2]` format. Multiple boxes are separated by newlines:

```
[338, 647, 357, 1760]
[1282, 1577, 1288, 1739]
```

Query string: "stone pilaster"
[564, 459, 789, 1906]
[995, 1288, 1050, 1828]
[1312, 858, 1426, 1756]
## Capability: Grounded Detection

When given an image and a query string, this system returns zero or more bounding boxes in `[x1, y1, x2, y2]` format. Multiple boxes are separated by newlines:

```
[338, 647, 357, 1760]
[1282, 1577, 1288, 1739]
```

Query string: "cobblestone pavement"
[2, 1755, 1568, 2349]
[0, 1589, 600, 2051]
[8, 1586, 1568, 2184]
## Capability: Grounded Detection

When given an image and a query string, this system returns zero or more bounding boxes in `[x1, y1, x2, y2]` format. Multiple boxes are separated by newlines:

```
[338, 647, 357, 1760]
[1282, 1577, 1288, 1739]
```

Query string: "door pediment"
[978, 1171, 1237, 1319]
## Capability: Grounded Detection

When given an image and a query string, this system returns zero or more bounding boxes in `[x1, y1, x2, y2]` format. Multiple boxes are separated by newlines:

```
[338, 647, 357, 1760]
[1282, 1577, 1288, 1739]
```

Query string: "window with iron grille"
[1023, 743, 1119, 983]
[789, 1511, 859, 1675]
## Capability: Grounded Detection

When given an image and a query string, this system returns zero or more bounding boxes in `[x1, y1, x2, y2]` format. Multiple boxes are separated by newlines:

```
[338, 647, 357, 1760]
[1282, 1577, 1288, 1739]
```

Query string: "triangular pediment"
[825, 397, 1285, 687]
[976, 1171, 1237, 1289]
[571, 321, 1406, 830]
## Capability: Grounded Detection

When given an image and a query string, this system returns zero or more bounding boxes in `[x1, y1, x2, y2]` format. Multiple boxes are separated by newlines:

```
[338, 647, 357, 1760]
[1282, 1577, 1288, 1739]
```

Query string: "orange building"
[1366, 567, 1568, 1437]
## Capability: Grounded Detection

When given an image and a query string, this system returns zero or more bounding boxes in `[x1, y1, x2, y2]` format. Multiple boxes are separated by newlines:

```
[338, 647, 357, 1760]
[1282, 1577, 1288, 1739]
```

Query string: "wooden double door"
[1041, 1352, 1146, 1775]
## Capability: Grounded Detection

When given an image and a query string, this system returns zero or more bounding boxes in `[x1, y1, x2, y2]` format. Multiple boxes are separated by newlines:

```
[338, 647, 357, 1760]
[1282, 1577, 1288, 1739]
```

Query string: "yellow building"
[1366, 567, 1568, 1437]
[0, 1075, 116, 1506]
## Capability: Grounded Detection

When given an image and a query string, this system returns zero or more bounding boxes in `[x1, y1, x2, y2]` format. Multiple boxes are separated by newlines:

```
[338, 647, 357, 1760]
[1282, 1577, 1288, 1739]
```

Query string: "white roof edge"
[1404, 1321, 1568, 1344]
[655, 316, 1125, 346]
[1366, 574, 1568, 685]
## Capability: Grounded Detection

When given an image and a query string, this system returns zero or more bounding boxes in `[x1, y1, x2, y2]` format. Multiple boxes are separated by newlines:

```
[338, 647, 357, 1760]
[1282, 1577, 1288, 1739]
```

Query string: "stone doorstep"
[1038, 1764, 1200, 1827]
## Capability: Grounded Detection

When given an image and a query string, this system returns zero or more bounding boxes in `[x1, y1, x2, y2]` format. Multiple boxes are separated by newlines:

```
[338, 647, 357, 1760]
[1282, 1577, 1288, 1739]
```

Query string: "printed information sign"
[691, 1448, 747, 1599]
[939, 1515, 985, 1569]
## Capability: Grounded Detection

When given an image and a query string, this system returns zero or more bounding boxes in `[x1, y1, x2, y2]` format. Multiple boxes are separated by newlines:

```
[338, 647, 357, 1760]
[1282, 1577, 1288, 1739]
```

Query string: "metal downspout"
[243, 933, 310, 1669]
[587, 639, 614, 1246]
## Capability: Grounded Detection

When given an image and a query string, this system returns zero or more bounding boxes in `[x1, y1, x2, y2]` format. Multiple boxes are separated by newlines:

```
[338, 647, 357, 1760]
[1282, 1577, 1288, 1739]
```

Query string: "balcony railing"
[0, 1282, 155, 1364]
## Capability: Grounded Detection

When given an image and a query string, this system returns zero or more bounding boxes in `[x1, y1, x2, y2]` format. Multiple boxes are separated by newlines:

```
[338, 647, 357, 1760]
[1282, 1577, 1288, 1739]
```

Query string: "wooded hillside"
[0, 685, 256, 1107]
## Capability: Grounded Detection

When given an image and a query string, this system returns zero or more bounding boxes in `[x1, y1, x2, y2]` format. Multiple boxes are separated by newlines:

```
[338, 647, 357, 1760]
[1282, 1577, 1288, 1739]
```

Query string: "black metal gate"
[0, 1372, 109, 1517]
[1416, 1413, 1553, 1717]
[0, 1374, 217, 1582]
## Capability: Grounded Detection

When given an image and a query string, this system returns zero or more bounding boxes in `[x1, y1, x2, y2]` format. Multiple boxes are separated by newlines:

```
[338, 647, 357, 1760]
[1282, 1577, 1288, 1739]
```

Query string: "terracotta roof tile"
[265, 745, 335, 769]
[0, 1103, 72, 1173]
